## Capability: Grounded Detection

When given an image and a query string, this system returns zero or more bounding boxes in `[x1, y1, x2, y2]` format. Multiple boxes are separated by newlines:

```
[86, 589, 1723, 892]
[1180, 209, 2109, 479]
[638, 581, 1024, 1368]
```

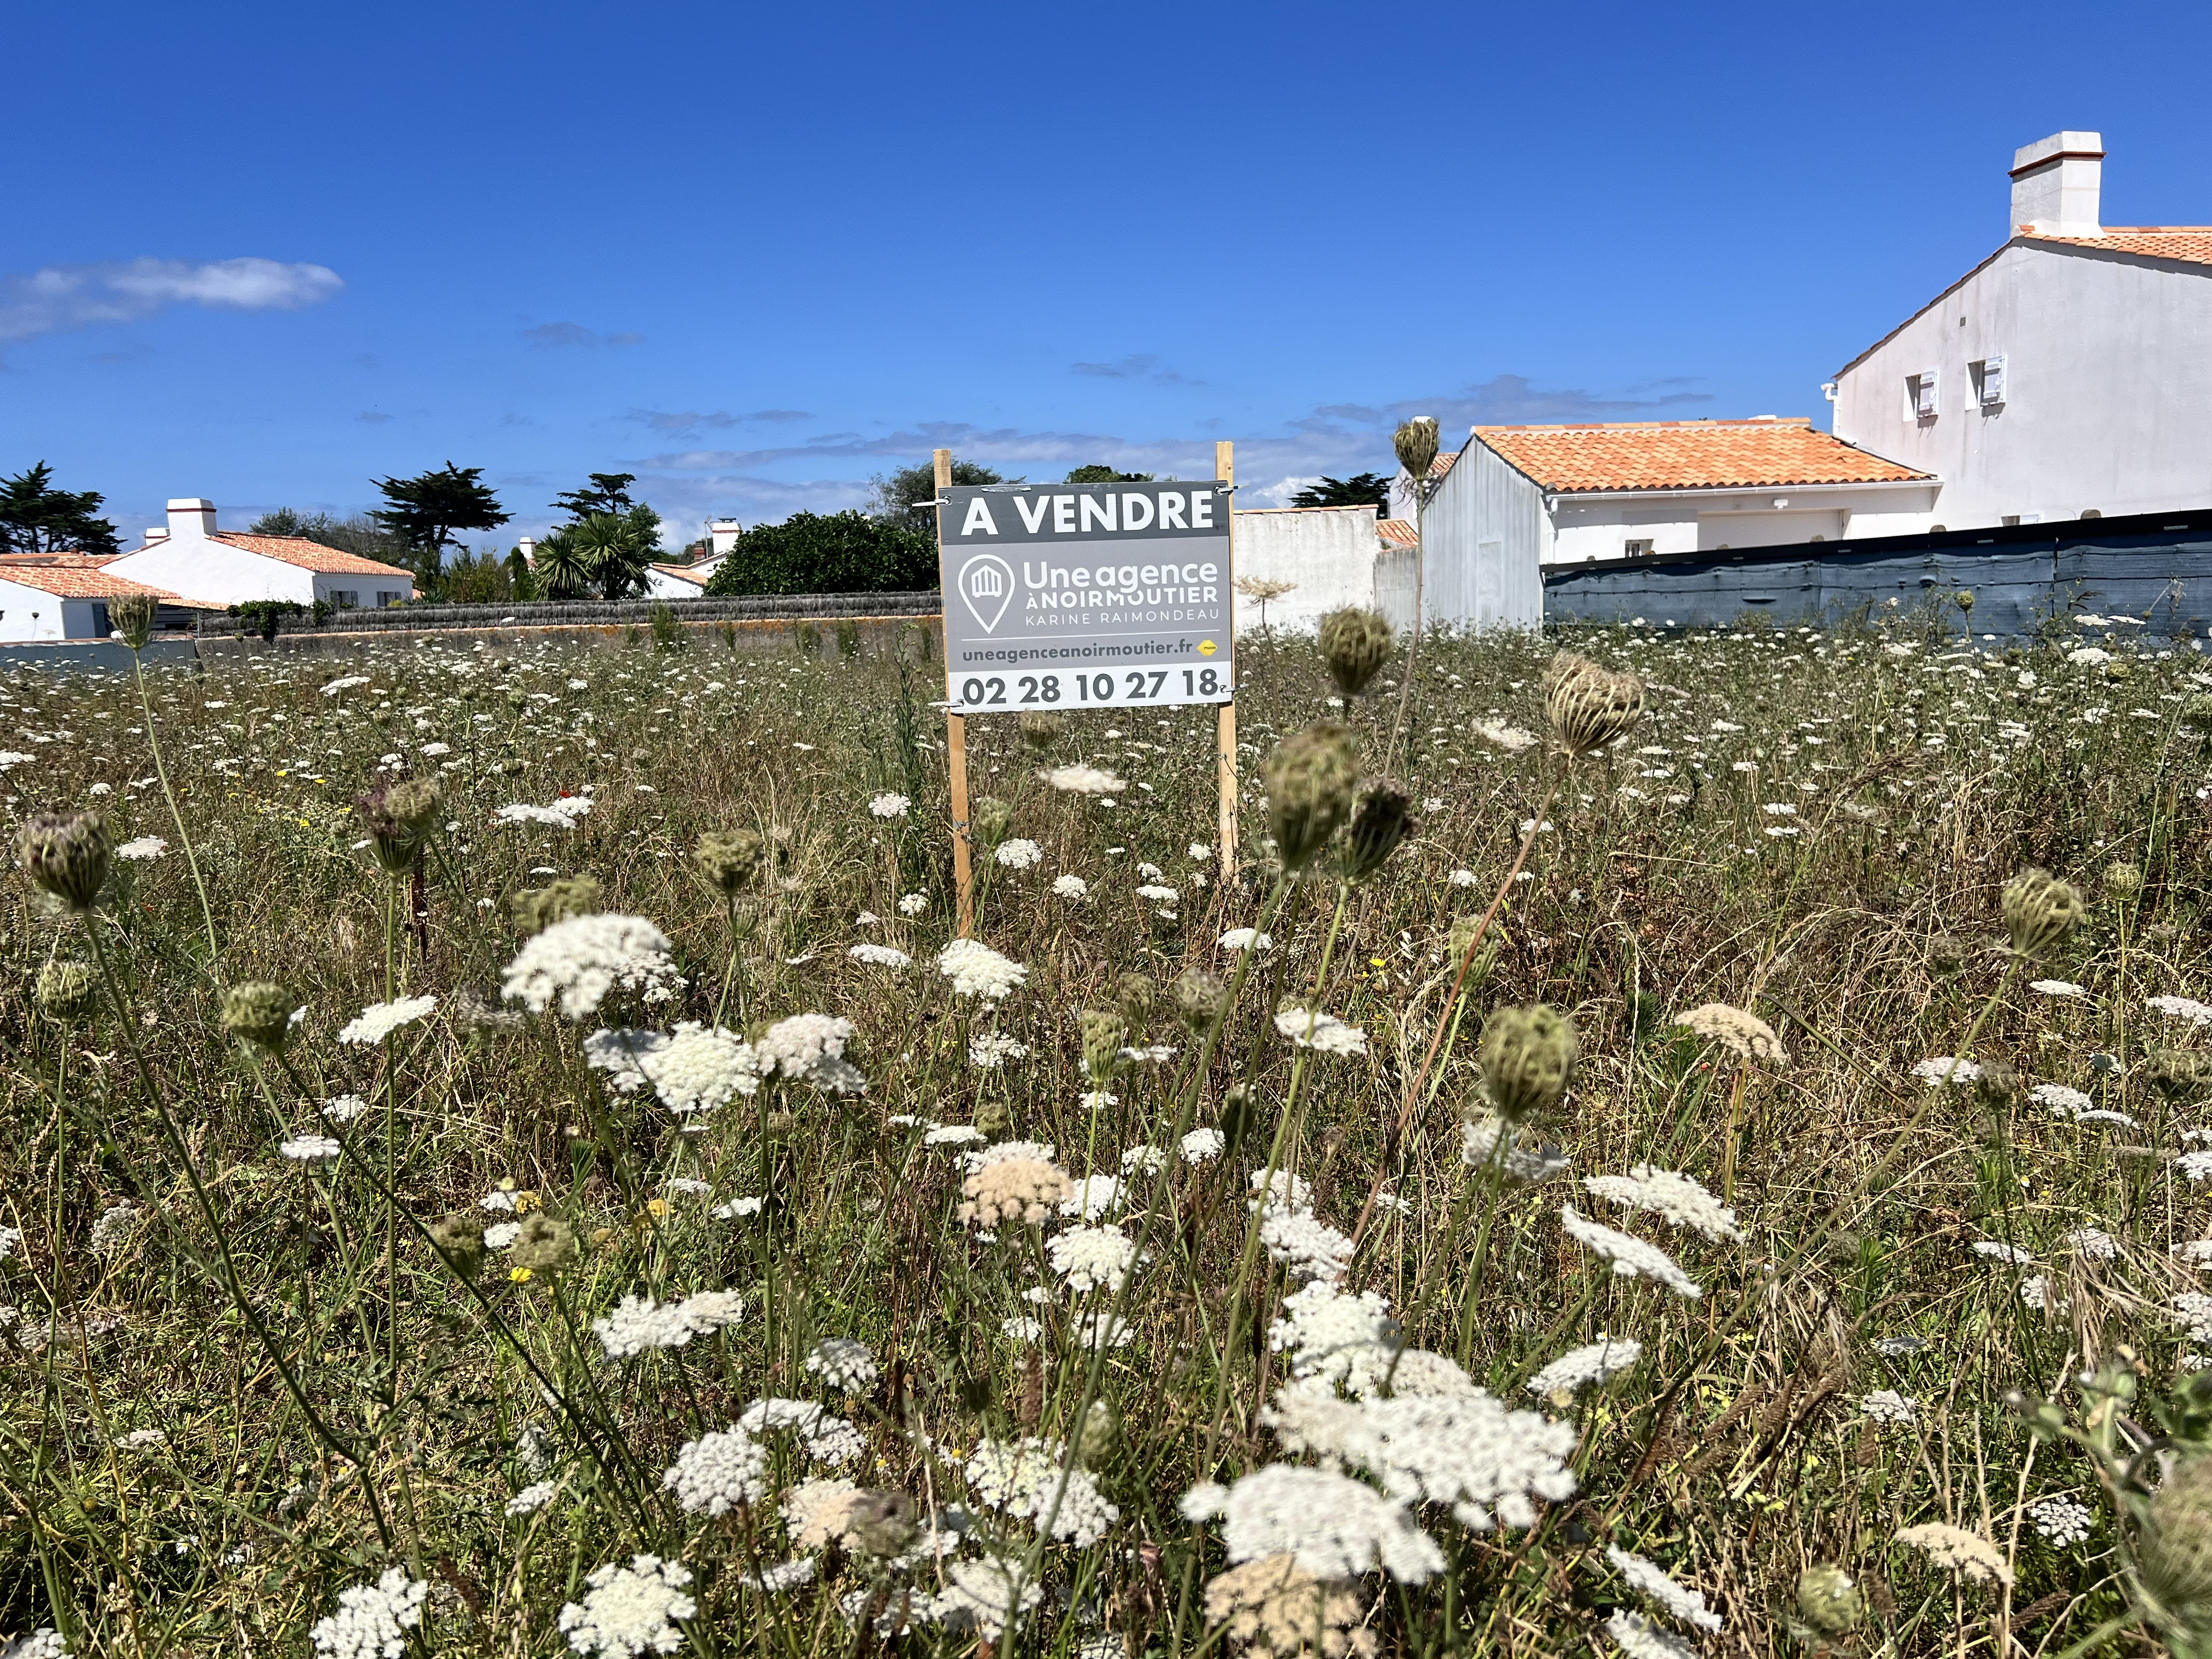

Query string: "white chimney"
[165, 498, 218, 539]
[710, 519, 741, 558]
[142, 527, 170, 545]
[2010, 131, 2103, 237]
[516, 536, 537, 562]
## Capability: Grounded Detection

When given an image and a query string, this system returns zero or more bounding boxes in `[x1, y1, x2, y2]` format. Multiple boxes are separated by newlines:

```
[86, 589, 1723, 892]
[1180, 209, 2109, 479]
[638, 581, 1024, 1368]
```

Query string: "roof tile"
[1376, 518, 1419, 548]
[1473, 418, 1930, 493]
[208, 532, 416, 578]
[2021, 227, 2212, 267]
[0, 565, 223, 606]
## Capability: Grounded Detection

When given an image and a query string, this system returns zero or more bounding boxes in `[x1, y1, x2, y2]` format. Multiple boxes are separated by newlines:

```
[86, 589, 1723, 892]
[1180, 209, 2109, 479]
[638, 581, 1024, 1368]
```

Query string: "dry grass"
[1, 610, 2209, 1658]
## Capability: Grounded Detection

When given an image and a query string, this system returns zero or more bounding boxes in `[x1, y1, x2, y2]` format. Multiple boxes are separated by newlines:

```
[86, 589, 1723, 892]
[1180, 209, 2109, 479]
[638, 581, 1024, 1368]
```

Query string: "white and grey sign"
[937, 480, 1234, 714]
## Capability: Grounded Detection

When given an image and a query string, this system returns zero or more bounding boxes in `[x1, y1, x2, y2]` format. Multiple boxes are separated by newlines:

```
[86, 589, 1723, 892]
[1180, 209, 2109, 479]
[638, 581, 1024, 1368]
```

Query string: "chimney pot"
[143, 527, 170, 544]
[709, 519, 741, 558]
[165, 498, 218, 539]
[2010, 130, 2103, 238]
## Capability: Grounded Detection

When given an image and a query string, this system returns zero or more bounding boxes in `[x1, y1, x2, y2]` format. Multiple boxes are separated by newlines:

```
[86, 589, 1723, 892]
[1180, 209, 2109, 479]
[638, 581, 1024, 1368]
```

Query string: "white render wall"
[0, 580, 106, 641]
[105, 541, 414, 609]
[1229, 506, 1382, 633]
[1545, 482, 1940, 562]
[1834, 242, 2212, 528]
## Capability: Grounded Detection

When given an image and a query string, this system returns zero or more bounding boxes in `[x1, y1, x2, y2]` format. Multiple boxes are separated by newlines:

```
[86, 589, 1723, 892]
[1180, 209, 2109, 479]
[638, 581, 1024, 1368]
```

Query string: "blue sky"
[4, 0, 2206, 549]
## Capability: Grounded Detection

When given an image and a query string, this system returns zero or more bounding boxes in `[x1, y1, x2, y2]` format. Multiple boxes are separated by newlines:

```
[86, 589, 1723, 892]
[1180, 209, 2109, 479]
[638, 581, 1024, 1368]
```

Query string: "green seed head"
[17, 810, 111, 911]
[1080, 1009, 1128, 1083]
[428, 1212, 489, 1279]
[1393, 416, 1441, 483]
[512, 875, 603, 934]
[969, 797, 1013, 852]
[2003, 867, 2087, 960]
[506, 1212, 577, 1273]
[35, 959, 99, 1024]
[219, 982, 297, 1052]
[694, 829, 766, 897]
[2143, 1455, 2212, 1618]
[1316, 608, 1394, 697]
[1173, 967, 1227, 1029]
[354, 783, 432, 875]
[110, 592, 157, 651]
[2145, 1049, 2212, 1100]
[1345, 781, 1418, 879]
[1018, 711, 1066, 751]
[1479, 1005, 1577, 1122]
[1111, 971, 1158, 1027]
[1262, 723, 1361, 872]
[2104, 861, 2145, 901]
[1795, 1565, 1865, 1635]
[972, 1096, 1012, 1141]
[1544, 653, 1645, 757]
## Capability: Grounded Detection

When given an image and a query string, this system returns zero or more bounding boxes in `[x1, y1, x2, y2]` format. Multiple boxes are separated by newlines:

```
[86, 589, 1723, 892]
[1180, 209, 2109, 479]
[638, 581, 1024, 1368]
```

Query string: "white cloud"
[0, 257, 343, 342]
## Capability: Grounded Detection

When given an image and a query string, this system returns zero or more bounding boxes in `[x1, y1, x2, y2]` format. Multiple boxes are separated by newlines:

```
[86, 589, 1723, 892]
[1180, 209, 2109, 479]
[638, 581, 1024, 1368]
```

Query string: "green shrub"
[702, 511, 936, 596]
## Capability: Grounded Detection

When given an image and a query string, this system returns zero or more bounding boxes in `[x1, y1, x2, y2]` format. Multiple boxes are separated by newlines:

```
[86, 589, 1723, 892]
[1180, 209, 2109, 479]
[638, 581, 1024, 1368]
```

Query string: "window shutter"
[1914, 369, 1940, 418]
[1980, 354, 2006, 405]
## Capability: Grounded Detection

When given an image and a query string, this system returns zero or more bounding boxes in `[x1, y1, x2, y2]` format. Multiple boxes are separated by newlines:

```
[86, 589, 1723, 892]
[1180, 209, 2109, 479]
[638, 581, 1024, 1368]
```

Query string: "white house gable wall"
[104, 541, 317, 607]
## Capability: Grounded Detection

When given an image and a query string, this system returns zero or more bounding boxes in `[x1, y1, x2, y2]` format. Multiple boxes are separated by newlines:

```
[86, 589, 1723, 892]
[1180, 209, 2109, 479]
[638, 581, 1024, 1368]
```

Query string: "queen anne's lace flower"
[1607, 1547, 1722, 1630]
[1181, 1127, 1226, 1163]
[961, 1157, 1073, 1227]
[1672, 1003, 1786, 1066]
[1912, 1057, 1983, 1086]
[1861, 1389, 1919, 1424]
[964, 1437, 1121, 1544]
[995, 838, 1043, 870]
[1580, 1166, 1742, 1241]
[1559, 1206, 1701, 1297]
[585, 1024, 759, 1114]
[1262, 1209, 1356, 1283]
[1605, 1609, 1696, 1659]
[2150, 995, 2212, 1026]
[662, 1427, 766, 1516]
[115, 835, 168, 860]
[1526, 1337, 1642, 1397]
[280, 1135, 342, 1161]
[847, 943, 911, 969]
[936, 939, 1027, 1002]
[1274, 1007, 1367, 1055]
[1053, 873, 1088, 898]
[496, 796, 593, 829]
[932, 1558, 1041, 1639]
[2029, 1496, 2094, 1546]
[504, 915, 681, 1019]
[868, 793, 910, 819]
[1269, 1280, 1402, 1394]
[311, 1567, 429, 1659]
[1895, 1522, 2012, 1586]
[968, 1032, 1028, 1069]
[558, 1554, 697, 1656]
[755, 1013, 865, 1094]
[805, 1337, 879, 1390]
[1048, 1223, 1136, 1293]
[1038, 765, 1125, 795]
[738, 1398, 866, 1465]
[506, 1481, 558, 1516]
[1184, 1464, 1444, 1582]
[591, 1290, 746, 1358]
[336, 996, 437, 1045]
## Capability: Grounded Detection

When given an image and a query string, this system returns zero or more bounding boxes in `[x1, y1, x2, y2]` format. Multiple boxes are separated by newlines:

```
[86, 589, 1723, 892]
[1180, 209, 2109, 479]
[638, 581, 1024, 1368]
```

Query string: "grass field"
[4, 607, 2212, 1659]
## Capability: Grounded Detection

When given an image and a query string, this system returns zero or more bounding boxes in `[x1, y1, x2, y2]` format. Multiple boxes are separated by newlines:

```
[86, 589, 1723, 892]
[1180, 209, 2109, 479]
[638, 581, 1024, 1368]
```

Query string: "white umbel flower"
[1607, 1546, 1722, 1630]
[590, 1290, 746, 1358]
[1261, 1209, 1356, 1283]
[847, 943, 911, 969]
[1526, 1337, 1643, 1397]
[2029, 1496, 2094, 1546]
[1579, 1166, 1742, 1241]
[755, 1013, 865, 1094]
[1912, 1057, 1982, 1086]
[280, 1135, 342, 1162]
[115, 835, 168, 860]
[932, 1557, 1041, 1639]
[995, 838, 1043, 869]
[506, 1481, 558, 1516]
[738, 1397, 866, 1465]
[1183, 1464, 1443, 1583]
[496, 795, 593, 829]
[804, 1337, 879, 1390]
[337, 996, 437, 1045]
[1181, 1126, 1226, 1163]
[585, 1023, 759, 1114]
[1273, 1007, 1367, 1056]
[310, 1567, 429, 1659]
[1037, 765, 1125, 794]
[1048, 1223, 1136, 1293]
[503, 914, 680, 1019]
[558, 1553, 696, 1656]
[1052, 873, 1088, 898]
[662, 1427, 766, 1516]
[964, 1437, 1121, 1545]
[1861, 1389, 1919, 1424]
[936, 939, 1028, 1001]
[1605, 1609, 1697, 1659]
[868, 793, 910, 819]
[1895, 1522, 2012, 1586]
[1559, 1206, 1701, 1298]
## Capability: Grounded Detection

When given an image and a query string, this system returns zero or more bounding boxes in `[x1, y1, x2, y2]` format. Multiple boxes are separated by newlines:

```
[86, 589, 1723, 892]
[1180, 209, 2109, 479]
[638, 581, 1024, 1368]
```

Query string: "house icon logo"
[958, 552, 1015, 634]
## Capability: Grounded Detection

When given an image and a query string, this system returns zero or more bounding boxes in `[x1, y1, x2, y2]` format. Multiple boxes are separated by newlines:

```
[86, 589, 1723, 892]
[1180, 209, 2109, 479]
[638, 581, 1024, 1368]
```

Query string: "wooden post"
[937, 447, 975, 937]
[1216, 440, 1239, 883]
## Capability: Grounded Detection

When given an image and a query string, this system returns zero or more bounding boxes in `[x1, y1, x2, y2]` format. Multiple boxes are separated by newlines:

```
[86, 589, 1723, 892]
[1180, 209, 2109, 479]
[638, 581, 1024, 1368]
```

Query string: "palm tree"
[533, 526, 591, 600]
[571, 511, 654, 600]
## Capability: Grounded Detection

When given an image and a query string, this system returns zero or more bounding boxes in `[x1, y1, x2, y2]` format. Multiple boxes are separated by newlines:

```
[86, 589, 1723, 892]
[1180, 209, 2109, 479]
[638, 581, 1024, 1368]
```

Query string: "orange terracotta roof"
[1472, 418, 1931, 494]
[1430, 452, 1458, 479]
[0, 551, 119, 568]
[0, 565, 223, 607]
[650, 563, 710, 587]
[2021, 227, 2212, 267]
[207, 532, 416, 578]
[1376, 518, 1419, 548]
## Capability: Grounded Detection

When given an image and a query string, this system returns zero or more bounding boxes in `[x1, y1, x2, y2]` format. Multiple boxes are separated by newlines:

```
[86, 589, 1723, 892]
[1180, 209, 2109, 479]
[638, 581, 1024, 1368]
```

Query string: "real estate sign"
[938, 481, 1234, 715]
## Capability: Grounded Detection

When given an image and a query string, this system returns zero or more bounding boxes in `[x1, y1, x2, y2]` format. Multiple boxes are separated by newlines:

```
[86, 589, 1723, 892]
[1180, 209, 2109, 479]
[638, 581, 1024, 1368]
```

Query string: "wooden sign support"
[936, 447, 977, 938]
[1216, 440, 1240, 883]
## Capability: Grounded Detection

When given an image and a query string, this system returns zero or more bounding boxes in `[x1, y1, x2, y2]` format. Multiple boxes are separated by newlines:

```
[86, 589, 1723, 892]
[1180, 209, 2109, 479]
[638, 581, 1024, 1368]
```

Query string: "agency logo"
[958, 552, 1014, 634]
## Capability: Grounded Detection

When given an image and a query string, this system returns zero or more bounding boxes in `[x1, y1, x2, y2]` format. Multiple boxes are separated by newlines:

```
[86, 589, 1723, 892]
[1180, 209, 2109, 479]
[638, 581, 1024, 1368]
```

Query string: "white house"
[1831, 131, 2212, 528]
[1227, 504, 1411, 632]
[105, 499, 416, 611]
[1385, 417, 1931, 624]
[0, 557, 221, 644]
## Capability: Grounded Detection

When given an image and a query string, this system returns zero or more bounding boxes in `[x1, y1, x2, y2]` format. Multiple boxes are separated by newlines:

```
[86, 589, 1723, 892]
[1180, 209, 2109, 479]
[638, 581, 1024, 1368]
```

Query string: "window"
[1906, 369, 1939, 420]
[329, 589, 359, 609]
[1623, 538, 1654, 557]
[375, 590, 405, 608]
[1970, 355, 2007, 407]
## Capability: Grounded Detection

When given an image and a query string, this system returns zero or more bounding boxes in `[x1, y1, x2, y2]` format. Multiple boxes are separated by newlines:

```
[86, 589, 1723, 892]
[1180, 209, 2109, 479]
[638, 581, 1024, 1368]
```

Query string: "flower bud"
[1018, 712, 1065, 750]
[1111, 972, 1158, 1027]
[969, 797, 1013, 852]
[2002, 867, 2086, 960]
[17, 810, 111, 911]
[1077, 1397, 1120, 1468]
[506, 1211, 577, 1273]
[1393, 416, 1440, 483]
[1479, 1005, 1577, 1121]
[695, 829, 765, 897]
[1262, 723, 1361, 872]
[1316, 608, 1393, 697]
[110, 592, 157, 651]
[1544, 653, 1644, 757]
[2145, 1049, 2212, 1099]
[1795, 1565, 1864, 1635]
[512, 875, 602, 934]
[219, 981, 297, 1052]
[1173, 967, 1227, 1029]
[1955, 588, 1975, 613]
[354, 782, 437, 875]
[1080, 1009, 1127, 1083]
[2142, 1455, 2212, 1616]
[1345, 781, 1417, 879]
[35, 959, 99, 1024]
[2104, 861, 2144, 901]
[428, 1212, 488, 1279]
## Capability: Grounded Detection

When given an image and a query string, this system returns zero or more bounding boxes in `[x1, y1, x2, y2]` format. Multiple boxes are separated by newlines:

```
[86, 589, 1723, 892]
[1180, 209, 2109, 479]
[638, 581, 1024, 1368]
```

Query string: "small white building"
[1227, 504, 1406, 632]
[105, 499, 416, 610]
[639, 520, 741, 599]
[1831, 131, 2212, 529]
[0, 558, 219, 643]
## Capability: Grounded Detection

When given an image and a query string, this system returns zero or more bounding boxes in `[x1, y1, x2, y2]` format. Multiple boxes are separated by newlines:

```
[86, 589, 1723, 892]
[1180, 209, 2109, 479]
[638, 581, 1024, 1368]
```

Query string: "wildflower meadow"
[5, 600, 2212, 1659]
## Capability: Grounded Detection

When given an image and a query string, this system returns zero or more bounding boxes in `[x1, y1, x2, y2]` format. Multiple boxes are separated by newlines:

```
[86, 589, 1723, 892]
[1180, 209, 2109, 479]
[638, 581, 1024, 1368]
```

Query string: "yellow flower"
[512, 1190, 541, 1214]
[646, 1198, 669, 1218]
[509, 1267, 532, 1284]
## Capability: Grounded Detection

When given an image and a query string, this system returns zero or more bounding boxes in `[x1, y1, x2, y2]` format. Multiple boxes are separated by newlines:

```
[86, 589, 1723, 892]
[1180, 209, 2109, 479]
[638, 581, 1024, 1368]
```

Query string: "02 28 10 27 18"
[949, 665, 1229, 713]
